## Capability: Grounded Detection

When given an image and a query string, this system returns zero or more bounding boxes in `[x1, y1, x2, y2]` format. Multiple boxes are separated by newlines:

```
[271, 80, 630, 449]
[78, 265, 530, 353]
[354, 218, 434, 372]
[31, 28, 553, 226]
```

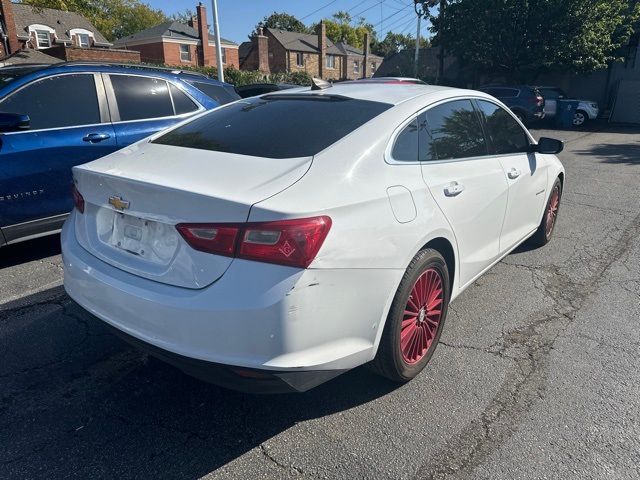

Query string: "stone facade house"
[113, 3, 238, 68]
[239, 23, 382, 80]
[0, 0, 140, 64]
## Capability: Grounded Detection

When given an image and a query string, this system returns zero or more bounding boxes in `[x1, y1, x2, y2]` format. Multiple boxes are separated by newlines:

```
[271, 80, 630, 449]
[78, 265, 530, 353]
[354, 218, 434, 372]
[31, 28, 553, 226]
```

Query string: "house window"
[36, 30, 51, 48]
[371, 62, 376, 74]
[221, 47, 227, 64]
[326, 55, 336, 69]
[353, 60, 359, 74]
[77, 33, 90, 48]
[296, 52, 304, 67]
[180, 44, 191, 62]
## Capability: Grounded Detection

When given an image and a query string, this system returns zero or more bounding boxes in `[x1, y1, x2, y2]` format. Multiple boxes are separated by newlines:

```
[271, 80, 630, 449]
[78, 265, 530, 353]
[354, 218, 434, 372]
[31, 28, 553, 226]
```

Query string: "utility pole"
[413, 1, 436, 80]
[436, 0, 446, 85]
[413, 14, 421, 78]
[211, 0, 224, 82]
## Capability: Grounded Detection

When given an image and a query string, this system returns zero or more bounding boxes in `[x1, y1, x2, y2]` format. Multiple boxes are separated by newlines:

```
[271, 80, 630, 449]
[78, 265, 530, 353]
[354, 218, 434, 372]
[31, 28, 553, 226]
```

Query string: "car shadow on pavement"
[0, 287, 399, 479]
[0, 234, 61, 269]
[574, 141, 640, 166]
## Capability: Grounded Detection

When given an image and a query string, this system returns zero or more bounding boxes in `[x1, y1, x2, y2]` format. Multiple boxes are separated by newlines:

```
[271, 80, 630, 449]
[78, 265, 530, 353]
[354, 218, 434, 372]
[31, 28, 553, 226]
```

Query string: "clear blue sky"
[146, 0, 432, 44]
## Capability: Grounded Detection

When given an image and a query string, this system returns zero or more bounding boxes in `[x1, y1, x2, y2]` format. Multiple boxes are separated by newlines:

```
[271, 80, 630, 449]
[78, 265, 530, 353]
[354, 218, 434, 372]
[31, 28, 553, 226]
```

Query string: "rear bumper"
[61, 217, 402, 391]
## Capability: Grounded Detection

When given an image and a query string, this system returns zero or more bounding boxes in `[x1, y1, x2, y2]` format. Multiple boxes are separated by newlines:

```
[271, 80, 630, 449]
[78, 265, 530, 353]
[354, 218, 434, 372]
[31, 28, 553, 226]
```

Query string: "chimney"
[256, 27, 270, 73]
[318, 21, 326, 79]
[0, 0, 21, 55]
[195, 2, 212, 66]
[362, 31, 370, 79]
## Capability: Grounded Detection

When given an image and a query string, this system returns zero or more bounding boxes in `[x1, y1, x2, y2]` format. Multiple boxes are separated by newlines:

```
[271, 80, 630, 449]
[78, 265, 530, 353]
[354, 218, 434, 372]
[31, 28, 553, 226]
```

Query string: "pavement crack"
[259, 444, 306, 477]
[414, 211, 640, 480]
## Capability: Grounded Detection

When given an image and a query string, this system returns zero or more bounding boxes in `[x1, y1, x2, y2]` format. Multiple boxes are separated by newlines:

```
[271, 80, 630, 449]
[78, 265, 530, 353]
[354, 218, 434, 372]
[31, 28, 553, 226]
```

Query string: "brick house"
[0, 0, 140, 64]
[239, 22, 382, 80]
[113, 3, 239, 68]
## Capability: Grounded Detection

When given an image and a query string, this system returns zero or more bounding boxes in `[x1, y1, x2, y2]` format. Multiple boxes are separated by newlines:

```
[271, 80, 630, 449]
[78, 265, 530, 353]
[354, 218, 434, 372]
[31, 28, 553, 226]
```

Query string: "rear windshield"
[153, 94, 392, 158]
[188, 81, 240, 104]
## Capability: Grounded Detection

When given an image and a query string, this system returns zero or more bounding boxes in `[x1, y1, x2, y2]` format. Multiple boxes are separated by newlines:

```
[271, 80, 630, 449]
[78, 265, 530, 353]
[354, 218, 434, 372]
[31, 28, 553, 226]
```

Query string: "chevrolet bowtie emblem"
[108, 196, 130, 210]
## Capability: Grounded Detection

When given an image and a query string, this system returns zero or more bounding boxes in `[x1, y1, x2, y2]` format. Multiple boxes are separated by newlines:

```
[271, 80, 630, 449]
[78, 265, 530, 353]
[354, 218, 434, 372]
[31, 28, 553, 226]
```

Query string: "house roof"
[266, 28, 344, 55]
[12, 3, 111, 45]
[0, 48, 62, 65]
[266, 29, 381, 60]
[335, 41, 383, 60]
[113, 21, 238, 47]
[238, 41, 252, 63]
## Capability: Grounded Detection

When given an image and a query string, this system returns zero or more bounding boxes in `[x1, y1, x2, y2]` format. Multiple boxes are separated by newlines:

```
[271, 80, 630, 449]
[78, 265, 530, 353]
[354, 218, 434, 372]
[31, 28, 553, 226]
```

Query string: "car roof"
[263, 82, 479, 106]
[0, 61, 230, 86]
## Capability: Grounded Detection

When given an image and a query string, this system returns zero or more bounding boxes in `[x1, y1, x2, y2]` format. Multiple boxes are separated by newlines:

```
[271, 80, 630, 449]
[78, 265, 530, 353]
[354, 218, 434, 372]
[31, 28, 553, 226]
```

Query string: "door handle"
[507, 168, 521, 179]
[83, 133, 111, 143]
[444, 181, 465, 197]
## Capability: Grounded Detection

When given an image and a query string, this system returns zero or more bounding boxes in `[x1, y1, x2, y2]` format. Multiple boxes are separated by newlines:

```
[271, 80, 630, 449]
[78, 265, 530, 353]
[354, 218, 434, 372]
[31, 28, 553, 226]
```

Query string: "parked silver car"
[537, 86, 599, 126]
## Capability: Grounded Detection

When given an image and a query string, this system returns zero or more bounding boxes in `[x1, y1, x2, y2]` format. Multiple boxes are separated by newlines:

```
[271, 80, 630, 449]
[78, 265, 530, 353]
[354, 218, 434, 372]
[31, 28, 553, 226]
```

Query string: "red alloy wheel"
[400, 268, 444, 364]
[545, 186, 560, 238]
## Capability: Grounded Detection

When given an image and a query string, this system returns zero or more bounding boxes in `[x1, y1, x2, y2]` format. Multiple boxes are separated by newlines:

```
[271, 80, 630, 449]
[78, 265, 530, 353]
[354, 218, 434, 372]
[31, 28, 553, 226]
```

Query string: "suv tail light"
[176, 216, 332, 268]
[72, 184, 84, 213]
[531, 95, 544, 106]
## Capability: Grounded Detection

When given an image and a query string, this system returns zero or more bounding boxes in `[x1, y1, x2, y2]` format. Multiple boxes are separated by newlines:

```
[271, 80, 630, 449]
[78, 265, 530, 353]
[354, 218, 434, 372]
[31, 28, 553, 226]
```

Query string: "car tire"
[514, 111, 527, 125]
[529, 178, 562, 247]
[371, 248, 450, 383]
[573, 110, 588, 127]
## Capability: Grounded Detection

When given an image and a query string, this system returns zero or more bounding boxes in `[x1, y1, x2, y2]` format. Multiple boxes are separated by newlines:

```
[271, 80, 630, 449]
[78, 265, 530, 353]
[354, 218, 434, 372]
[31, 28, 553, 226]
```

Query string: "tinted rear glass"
[153, 95, 391, 158]
[189, 81, 240, 104]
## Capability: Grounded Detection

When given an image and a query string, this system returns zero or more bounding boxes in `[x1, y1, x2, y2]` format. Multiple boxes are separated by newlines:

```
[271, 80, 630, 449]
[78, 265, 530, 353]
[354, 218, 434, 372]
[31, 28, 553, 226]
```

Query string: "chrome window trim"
[103, 72, 204, 123]
[385, 95, 535, 166]
[0, 72, 107, 133]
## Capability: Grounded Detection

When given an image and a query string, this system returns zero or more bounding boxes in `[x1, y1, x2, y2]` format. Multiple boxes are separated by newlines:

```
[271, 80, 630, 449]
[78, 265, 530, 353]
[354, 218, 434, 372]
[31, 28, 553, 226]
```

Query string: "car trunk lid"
[72, 142, 312, 289]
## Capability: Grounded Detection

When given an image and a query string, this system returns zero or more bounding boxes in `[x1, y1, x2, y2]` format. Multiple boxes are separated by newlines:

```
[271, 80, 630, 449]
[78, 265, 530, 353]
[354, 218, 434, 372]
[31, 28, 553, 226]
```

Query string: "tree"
[372, 32, 429, 58]
[253, 12, 308, 36]
[312, 11, 376, 50]
[170, 8, 195, 24]
[22, 0, 167, 41]
[430, 0, 640, 82]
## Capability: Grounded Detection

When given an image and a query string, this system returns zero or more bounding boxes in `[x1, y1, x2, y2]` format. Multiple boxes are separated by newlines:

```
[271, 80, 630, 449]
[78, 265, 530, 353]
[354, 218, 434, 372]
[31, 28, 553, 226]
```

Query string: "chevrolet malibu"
[62, 83, 565, 393]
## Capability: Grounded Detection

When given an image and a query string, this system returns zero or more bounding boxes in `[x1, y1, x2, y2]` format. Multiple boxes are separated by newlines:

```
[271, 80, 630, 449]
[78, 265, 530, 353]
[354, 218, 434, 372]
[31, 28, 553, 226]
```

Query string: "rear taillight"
[176, 216, 332, 268]
[175, 224, 239, 256]
[531, 95, 544, 106]
[72, 184, 84, 213]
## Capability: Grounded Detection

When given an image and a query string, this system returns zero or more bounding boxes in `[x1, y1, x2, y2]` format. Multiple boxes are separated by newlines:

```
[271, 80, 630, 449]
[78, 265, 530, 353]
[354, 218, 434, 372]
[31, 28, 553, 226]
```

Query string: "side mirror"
[0, 112, 30, 132]
[532, 137, 564, 154]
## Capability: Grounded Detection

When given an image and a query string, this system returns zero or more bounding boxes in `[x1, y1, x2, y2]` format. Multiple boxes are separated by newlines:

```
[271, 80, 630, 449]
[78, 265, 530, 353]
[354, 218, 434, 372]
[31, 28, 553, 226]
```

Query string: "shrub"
[160, 65, 313, 87]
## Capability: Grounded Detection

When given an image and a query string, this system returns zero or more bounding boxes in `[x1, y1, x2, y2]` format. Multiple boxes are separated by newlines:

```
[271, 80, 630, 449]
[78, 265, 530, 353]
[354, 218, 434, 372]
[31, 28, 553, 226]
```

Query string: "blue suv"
[0, 62, 239, 247]
[478, 85, 545, 126]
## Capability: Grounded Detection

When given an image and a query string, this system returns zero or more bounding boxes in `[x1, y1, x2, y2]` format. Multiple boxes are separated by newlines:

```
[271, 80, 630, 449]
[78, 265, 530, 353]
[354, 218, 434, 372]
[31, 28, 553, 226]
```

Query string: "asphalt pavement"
[1, 124, 639, 479]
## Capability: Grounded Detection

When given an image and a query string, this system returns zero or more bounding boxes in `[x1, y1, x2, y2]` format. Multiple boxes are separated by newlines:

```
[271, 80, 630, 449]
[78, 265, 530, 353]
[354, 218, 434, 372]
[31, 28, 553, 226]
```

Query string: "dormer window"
[77, 33, 90, 47]
[36, 30, 51, 48]
[69, 28, 94, 48]
[28, 24, 56, 49]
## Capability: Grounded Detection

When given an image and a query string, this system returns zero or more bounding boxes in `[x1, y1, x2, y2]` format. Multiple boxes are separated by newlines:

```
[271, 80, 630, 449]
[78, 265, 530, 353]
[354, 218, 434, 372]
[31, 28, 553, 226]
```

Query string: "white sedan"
[62, 83, 565, 393]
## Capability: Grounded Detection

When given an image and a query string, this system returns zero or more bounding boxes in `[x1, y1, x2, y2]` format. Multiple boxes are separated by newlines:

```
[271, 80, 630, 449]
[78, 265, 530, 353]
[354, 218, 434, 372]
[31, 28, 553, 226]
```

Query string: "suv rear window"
[153, 95, 391, 158]
[188, 81, 240, 104]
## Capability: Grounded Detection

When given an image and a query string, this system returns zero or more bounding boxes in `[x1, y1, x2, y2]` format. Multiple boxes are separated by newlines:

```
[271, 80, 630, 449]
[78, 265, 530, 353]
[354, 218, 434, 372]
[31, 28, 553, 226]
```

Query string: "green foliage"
[163, 65, 313, 87]
[21, 0, 168, 41]
[169, 8, 195, 24]
[253, 12, 309, 36]
[431, 0, 640, 81]
[372, 31, 429, 58]
[311, 11, 376, 49]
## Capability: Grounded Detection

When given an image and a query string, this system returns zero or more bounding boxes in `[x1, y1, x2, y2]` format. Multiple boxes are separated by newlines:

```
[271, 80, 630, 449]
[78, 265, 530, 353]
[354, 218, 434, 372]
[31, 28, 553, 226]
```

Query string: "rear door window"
[422, 99, 487, 160]
[154, 95, 391, 158]
[110, 75, 174, 121]
[391, 118, 419, 161]
[476, 100, 530, 155]
[0, 74, 100, 130]
[169, 84, 199, 115]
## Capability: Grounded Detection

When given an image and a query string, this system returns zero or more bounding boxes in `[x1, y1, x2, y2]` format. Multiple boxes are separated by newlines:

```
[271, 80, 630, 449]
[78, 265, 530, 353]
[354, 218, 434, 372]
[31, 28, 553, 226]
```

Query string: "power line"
[300, 0, 341, 21]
